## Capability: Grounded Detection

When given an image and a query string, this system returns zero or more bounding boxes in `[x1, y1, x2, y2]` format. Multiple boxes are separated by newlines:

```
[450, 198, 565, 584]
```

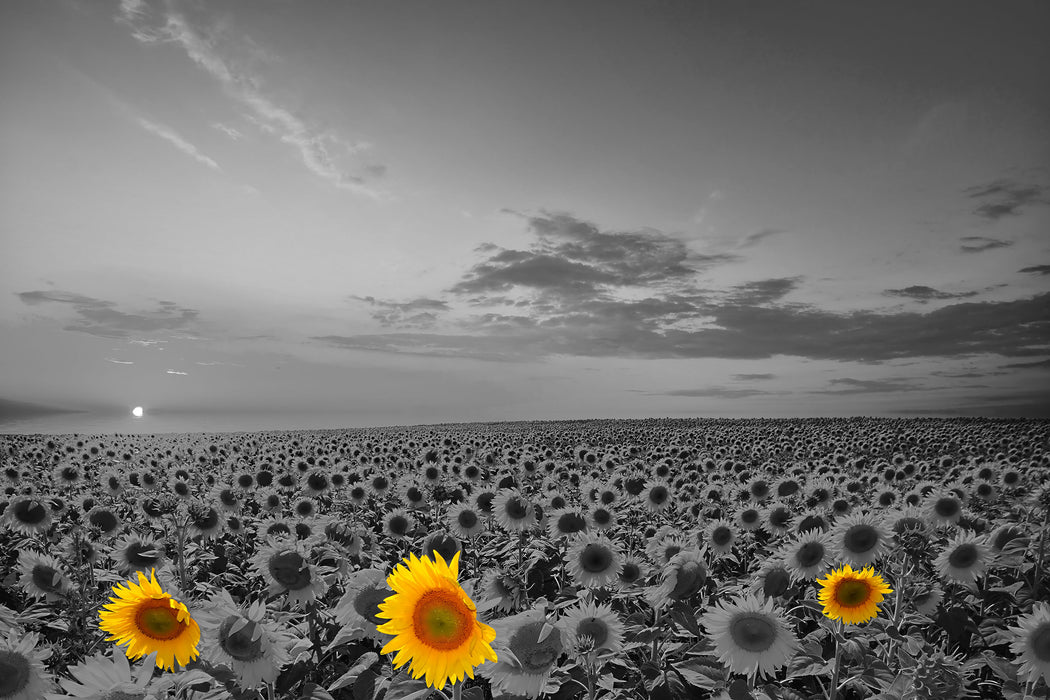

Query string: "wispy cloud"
[884, 285, 979, 302]
[165, 369, 188, 375]
[965, 179, 1046, 221]
[959, 236, 1013, 254]
[351, 296, 449, 328]
[211, 122, 244, 140]
[104, 358, 134, 365]
[135, 117, 219, 170]
[17, 290, 198, 339]
[1019, 264, 1050, 276]
[116, 1, 386, 199]
[737, 228, 785, 249]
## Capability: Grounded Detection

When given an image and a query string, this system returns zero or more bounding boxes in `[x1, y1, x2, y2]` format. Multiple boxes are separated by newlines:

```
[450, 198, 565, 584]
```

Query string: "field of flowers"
[1, 417, 1048, 700]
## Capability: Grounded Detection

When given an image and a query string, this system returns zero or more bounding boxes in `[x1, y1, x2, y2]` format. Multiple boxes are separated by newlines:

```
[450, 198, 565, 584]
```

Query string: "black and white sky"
[2, 0, 1048, 422]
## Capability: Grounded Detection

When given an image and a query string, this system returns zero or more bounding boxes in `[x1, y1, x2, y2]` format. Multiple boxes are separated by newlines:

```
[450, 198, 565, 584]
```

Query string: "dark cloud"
[733, 373, 775, 380]
[1019, 265, 1050, 275]
[351, 296, 449, 328]
[311, 333, 530, 362]
[810, 378, 924, 394]
[728, 278, 801, 305]
[450, 211, 736, 301]
[17, 290, 198, 339]
[884, 285, 979, 302]
[999, 358, 1050, 369]
[930, 370, 1008, 378]
[959, 236, 1013, 254]
[320, 291, 1050, 363]
[659, 387, 773, 398]
[739, 228, 785, 248]
[965, 179, 1046, 221]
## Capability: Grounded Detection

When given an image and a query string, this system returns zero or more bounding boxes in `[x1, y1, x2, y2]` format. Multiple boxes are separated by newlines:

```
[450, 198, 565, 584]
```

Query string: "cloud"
[728, 278, 801, 305]
[165, 369, 188, 375]
[212, 122, 244, 140]
[737, 228, 785, 248]
[1019, 265, 1050, 275]
[117, 1, 385, 199]
[884, 285, 979, 302]
[959, 236, 1013, 254]
[450, 211, 734, 302]
[17, 290, 198, 339]
[999, 358, 1050, 369]
[659, 387, 773, 398]
[135, 117, 220, 169]
[810, 378, 924, 395]
[733, 373, 775, 380]
[351, 296, 449, 328]
[104, 358, 134, 365]
[965, 179, 1046, 221]
[316, 209, 1050, 364]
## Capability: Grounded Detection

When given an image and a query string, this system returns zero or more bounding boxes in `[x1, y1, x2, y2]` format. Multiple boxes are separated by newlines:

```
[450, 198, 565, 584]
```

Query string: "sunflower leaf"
[538, 621, 558, 642]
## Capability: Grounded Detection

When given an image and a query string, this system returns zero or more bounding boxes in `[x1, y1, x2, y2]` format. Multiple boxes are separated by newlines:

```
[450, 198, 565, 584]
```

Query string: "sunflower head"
[376, 551, 497, 690]
[816, 564, 893, 625]
[98, 568, 201, 671]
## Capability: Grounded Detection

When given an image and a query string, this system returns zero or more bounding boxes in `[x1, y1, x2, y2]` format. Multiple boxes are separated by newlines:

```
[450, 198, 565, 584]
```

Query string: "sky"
[1, 0, 1048, 427]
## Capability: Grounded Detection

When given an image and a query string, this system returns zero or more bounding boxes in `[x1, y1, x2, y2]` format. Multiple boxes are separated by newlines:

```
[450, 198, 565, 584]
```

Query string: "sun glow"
[132, 406, 144, 417]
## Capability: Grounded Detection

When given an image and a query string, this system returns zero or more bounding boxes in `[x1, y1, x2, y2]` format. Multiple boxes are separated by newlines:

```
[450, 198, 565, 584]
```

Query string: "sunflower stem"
[452, 680, 463, 700]
[827, 620, 843, 700]
[306, 602, 324, 681]
[176, 519, 188, 596]
[651, 606, 662, 663]
[884, 555, 910, 664]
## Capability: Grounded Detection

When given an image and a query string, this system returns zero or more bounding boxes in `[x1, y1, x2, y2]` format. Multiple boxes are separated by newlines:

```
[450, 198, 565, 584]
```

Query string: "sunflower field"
[1, 417, 1048, 700]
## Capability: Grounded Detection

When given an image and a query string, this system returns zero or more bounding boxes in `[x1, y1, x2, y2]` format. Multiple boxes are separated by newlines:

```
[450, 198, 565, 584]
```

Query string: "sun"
[132, 406, 144, 417]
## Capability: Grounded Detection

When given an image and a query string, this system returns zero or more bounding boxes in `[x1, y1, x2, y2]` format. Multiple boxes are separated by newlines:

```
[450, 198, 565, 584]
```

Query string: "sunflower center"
[712, 526, 733, 546]
[457, 510, 479, 529]
[412, 589, 473, 651]
[135, 600, 186, 640]
[576, 617, 609, 648]
[267, 551, 312, 590]
[844, 525, 878, 553]
[992, 527, 1023, 551]
[353, 586, 390, 625]
[388, 515, 410, 535]
[13, 499, 47, 525]
[580, 544, 614, 572]
[90, 509, 119, 532]
[31, 564, 64, 594]
[511, 622, 563, 671]
[741, 509, 759, 524]
[593, 509, 612, 526]
[934, 497, 960, 518]
[763, 568, 791, 597]
[770, 508, 790, 527]
[947, 543, 979, 569]
[0, 650, 30, 696]
[649, 486, 669, 505]
[557, 513, 587, 534]
[835, 579, 872, 608]
[1031, 623, 1050, 662]
[218, 615, 265, 661]
[620, 562, 641, 583]
[505, 497, 529, 519]
[728, 613, 777, 652]
[796, 541, 825, 567]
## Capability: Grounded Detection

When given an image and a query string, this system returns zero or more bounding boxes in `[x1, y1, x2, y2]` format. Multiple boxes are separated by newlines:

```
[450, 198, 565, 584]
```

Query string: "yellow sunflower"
[98, 568, 201, 671]
[816, 564, 893, 625]
[375, 551, 498, 690]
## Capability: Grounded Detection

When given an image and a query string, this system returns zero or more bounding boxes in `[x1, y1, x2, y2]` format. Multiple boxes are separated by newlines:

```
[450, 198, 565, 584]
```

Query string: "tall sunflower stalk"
[827, 620, 844, 700]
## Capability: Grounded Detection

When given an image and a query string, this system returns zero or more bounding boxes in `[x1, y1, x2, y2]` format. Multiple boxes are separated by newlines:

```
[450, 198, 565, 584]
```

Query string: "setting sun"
[131, 406, 144, 418]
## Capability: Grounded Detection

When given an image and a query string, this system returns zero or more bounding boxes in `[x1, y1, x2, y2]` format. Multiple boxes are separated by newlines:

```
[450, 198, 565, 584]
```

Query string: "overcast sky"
[1, 0, 1048, 424]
